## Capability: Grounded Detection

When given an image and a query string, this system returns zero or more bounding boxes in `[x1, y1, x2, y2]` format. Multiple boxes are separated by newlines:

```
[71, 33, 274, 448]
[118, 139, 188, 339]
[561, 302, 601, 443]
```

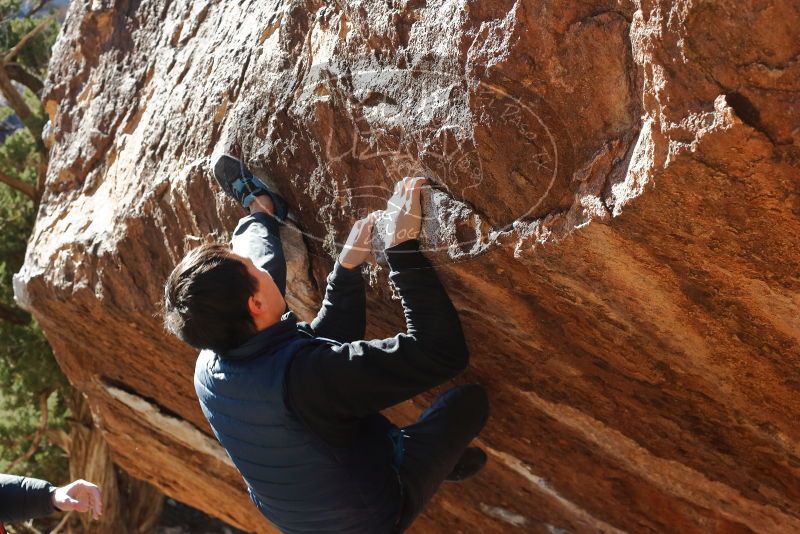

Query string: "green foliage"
[0, 1, 67, 483]
[21, 81, 47, 127]
[0, 0, 60, 76]
[0, 126, 68, 481]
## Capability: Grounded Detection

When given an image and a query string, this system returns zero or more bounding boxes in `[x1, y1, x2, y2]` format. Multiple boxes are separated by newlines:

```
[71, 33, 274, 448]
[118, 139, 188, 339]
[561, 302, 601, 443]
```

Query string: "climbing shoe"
[212, 154, 288, 222]
[445, 447, 487, 482]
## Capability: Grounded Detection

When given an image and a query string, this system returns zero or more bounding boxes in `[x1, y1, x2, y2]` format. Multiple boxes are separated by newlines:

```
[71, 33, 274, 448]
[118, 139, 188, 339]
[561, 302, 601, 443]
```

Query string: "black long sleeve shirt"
[0, 474, 55, 523]
[287, 239, 469, 447]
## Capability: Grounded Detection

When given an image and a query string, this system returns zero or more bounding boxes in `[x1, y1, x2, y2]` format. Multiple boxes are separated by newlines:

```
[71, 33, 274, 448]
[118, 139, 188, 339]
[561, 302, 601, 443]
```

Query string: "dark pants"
[393, 384, 489, 532]
[230, 213, 489, 533]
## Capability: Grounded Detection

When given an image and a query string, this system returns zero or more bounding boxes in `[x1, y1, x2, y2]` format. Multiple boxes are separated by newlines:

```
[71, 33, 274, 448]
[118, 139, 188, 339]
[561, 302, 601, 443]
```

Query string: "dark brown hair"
[163, 243, 258, 353]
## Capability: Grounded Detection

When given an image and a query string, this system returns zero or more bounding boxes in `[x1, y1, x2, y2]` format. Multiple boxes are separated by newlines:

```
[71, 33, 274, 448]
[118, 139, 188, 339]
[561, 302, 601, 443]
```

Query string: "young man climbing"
[163, 155, 489, 533]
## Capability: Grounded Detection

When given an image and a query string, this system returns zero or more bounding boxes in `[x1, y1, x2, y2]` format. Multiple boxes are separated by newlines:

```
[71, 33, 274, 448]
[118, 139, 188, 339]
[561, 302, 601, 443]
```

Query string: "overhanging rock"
[16, 0, 800, 532]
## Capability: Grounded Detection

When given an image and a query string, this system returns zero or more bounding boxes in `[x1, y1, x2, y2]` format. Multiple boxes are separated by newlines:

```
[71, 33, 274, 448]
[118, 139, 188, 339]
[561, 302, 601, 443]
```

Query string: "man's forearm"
[0, 474, 55, 522]
[286, 240, 470, 433]
[309, 262, 367, 342]
[386, 240, 469, 369]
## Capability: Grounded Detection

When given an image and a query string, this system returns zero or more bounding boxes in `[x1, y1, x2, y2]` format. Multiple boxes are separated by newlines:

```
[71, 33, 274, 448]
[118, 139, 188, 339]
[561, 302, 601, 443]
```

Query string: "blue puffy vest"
[194, 324, 402, 533]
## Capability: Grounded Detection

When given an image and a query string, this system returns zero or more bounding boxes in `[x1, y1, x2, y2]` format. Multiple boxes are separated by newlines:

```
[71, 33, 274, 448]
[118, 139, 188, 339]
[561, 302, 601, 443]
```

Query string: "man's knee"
[448, 384, 489, 434]
[464, 384, 489, 427]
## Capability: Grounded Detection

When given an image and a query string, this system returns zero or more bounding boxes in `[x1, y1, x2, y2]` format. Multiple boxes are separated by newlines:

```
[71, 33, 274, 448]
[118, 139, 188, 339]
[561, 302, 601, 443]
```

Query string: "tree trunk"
[66, 391, 164, 533]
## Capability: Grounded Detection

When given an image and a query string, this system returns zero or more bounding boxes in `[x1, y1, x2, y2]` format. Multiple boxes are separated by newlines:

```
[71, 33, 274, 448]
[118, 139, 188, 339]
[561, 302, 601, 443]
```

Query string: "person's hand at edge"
[338, 210, 382, 269]
[384, 177, 428, 249]
[52, 479, 103, 520]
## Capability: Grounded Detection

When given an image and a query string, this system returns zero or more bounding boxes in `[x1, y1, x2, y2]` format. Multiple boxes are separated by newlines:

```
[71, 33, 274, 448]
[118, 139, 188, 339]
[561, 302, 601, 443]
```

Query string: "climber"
[0, 474, 103, 530]
[163, 155, 489, 533]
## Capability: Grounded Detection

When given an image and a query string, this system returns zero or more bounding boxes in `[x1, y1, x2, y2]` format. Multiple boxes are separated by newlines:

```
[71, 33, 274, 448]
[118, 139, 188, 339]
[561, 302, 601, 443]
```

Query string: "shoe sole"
[212, 154, 289, 222]
[446, 447, 487, 482]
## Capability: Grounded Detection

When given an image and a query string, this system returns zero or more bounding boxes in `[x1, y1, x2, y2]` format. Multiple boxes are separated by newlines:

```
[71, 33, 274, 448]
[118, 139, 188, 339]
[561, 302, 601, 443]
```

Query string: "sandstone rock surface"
[15, 0, 800, 532]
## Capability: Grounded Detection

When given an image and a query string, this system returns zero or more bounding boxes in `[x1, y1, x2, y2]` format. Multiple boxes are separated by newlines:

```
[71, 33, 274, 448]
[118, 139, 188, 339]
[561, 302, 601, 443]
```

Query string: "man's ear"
[247, 295, 262, 317]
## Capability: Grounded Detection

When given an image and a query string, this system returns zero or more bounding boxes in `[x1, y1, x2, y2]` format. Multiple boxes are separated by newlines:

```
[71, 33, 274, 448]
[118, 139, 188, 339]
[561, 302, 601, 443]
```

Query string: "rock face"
[15, 0, 800, 531]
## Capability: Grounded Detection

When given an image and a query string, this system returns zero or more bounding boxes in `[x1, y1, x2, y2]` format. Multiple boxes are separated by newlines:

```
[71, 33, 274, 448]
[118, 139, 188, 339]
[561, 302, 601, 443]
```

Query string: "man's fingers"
[411, 176, 428, 188]
[406, 177, 428, 195]
[393, 177, 411, 195]
[385, 178, 426, 215]
[386, 192, 404, 212]
[397, 176, 428, 193]
[351, 211, 381, 242]
[89, 487, 103, 517]
[63, 496, 89, 513]
[360, 210, 382, 225]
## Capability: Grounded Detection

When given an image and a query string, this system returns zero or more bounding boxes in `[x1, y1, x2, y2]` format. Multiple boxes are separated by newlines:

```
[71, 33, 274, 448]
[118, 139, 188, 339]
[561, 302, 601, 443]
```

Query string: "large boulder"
[15, 0, 800, 531]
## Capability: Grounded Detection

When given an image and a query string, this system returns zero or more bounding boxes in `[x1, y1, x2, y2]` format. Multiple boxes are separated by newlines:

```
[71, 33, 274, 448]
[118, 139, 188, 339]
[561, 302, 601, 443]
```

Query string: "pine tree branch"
[0, 169, 36, 200]
[8, 522, 43, 534]
[0, 65, 41, 146]
[0, 17, 53, 166]
[49, 511, 73, 534]
[0, 1, 51, 27]
[44, 428, 71, 453]
[4, 389, 53, 473]
[24, 0, 51, 19]
[0, 300, 32, 325]
[6, 430, 37, 450]
[3, 17, 54, 64]
[5, 62, 44, 97]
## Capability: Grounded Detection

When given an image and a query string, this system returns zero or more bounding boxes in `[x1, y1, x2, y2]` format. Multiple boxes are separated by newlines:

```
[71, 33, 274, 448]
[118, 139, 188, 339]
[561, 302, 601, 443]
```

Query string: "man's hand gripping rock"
[337, 177, 428, 269]
[383, 177, 428, 248]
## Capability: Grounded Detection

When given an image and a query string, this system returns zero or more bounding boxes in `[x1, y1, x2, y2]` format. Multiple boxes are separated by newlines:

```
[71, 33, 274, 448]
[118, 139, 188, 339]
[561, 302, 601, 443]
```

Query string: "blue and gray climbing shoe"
[212, 154, 288, 223]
